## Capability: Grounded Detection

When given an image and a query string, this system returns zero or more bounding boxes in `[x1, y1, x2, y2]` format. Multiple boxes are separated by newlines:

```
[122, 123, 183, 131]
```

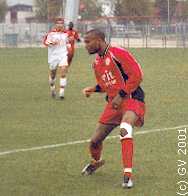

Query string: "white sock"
[59, 78, 67, 97]
[60, 78, 67, 87]
[59, 88, 65, 97]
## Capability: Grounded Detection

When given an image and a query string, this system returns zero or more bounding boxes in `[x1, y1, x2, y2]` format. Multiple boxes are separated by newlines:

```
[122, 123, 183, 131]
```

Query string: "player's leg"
[49, 65, 57, 98]
[68, 52, 74, 65]
[90, 123, 117, 161]
[120, 98, 145, 188]
[59, 65, 68, 99]
[120, 110, 138, 188]
[58, 56, 69, 99]
[67, 46, 74, 65]
[82, 123, 117, 175]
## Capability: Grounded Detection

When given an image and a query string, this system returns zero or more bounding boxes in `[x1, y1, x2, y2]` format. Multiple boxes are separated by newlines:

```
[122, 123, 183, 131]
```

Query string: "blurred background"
[0, 0, 188, 48]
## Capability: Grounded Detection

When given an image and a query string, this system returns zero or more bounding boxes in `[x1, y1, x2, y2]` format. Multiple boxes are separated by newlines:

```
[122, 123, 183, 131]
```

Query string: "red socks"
[121, 138, 133, 177]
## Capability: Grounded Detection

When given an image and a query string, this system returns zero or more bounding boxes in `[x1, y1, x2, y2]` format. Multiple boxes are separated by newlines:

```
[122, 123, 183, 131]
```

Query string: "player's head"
[84, 29, 106, 54]
[68, 22, 74, 30]
[54, 18, 65, 31]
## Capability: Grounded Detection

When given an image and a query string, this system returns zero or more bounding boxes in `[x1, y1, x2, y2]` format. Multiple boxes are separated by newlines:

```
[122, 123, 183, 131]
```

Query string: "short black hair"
[69, 22, 74, 26]
[86, 29, 105, 41]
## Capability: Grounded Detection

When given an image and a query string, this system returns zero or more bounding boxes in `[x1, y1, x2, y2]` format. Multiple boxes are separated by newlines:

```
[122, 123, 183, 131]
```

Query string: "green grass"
[0, 48, 188, 196]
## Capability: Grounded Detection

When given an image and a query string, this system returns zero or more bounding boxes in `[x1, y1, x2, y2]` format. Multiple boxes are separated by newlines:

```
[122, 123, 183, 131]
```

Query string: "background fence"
[0, 20, 188, 48]
[0, 23, 48, 48]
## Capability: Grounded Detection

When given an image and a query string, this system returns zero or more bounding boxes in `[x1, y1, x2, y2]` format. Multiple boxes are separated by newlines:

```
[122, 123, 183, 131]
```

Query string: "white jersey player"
[44, 18, 71, 99]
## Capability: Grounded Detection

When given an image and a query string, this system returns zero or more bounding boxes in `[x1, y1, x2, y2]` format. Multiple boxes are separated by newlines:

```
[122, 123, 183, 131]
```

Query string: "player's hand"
[82, 87, 95, 98]
[49, 41, 58, 46]
[111, 94, 123, 109]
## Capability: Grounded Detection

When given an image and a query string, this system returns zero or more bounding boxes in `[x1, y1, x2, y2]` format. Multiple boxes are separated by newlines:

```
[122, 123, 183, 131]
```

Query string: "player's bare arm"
[49, 41, 59, 46]
[111, 90, 128, 109]
[111, 94, 123, 109]
[82, 86, 95, 97]
[82, 86, 98, 97]
[82, 84, 103, 97]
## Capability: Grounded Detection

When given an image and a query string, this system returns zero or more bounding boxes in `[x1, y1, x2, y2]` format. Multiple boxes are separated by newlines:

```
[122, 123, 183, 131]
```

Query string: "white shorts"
[48, 55, 68, 70]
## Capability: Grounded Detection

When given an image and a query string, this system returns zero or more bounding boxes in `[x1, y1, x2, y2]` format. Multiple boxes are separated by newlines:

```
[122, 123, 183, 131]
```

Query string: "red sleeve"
[43, 34, 48, 46]
[43, 32, 53, 47]
[111, 47, 143, 94]
[43, 29, 56, 46]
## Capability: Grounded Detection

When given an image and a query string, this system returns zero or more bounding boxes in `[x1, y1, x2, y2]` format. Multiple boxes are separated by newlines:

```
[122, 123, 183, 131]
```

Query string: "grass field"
[0, 47, 188, 196]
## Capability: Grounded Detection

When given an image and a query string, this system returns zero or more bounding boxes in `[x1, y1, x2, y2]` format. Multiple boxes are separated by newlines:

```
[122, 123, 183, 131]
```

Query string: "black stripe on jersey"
[112, 57, 128, 81]
[100, 44, 111, 57]
[112, 57, 145, 103]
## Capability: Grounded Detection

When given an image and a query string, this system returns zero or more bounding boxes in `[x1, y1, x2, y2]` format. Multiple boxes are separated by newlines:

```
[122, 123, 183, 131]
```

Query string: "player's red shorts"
[99, 98, 145, 127]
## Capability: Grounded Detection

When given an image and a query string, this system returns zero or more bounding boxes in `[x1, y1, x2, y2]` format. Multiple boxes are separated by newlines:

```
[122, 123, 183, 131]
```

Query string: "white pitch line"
[0, 124, 187, 157]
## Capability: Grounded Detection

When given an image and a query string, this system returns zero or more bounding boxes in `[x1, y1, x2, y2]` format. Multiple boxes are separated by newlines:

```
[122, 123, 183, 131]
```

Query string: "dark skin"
[83, 32, 138, 147]
[84, 33, 124, 110]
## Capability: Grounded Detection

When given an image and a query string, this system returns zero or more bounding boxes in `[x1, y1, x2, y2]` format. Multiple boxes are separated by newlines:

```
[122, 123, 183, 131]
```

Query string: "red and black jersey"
[66, 29, 80, 48]
[93, 45, 144, 102]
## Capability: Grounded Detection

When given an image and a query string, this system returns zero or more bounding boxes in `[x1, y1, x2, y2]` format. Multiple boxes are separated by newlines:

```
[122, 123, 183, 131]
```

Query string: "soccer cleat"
[50, 86, 56, 98]
[59, 96, 64, 100]
[81, 159, 105, 176]
[122, 176, 134, 189]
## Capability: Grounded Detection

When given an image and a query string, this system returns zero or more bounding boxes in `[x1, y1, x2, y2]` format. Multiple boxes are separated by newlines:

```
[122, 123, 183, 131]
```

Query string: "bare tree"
[114, 0, 154, 17]
[35, 0, 63, 22]
[0, 0, 8, 22]
[79, 0, 102, 20]
[155, 0, 176, 23]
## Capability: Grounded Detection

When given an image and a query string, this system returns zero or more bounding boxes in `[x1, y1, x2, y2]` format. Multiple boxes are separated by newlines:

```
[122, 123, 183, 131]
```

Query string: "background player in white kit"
[43, 18, 70, 99]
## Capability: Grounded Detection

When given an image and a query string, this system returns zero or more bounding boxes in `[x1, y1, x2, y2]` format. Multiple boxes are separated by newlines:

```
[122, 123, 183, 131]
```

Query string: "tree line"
[0, 0, 188, 23]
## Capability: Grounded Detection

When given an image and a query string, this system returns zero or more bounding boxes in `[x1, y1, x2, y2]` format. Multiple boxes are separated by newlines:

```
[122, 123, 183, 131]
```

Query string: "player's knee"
[60, 67, 68, 77]
[50, 71, 56, 79]
[119, 122, 133, 140]
[90, 140, 101, 149]
[122, 111, 138, 125]
[49, 77, 56, 85]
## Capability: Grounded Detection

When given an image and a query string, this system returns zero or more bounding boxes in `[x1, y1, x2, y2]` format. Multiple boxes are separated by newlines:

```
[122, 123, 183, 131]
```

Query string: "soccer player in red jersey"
[81, 29, 145, 189]
[66, 22, 81, 65]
